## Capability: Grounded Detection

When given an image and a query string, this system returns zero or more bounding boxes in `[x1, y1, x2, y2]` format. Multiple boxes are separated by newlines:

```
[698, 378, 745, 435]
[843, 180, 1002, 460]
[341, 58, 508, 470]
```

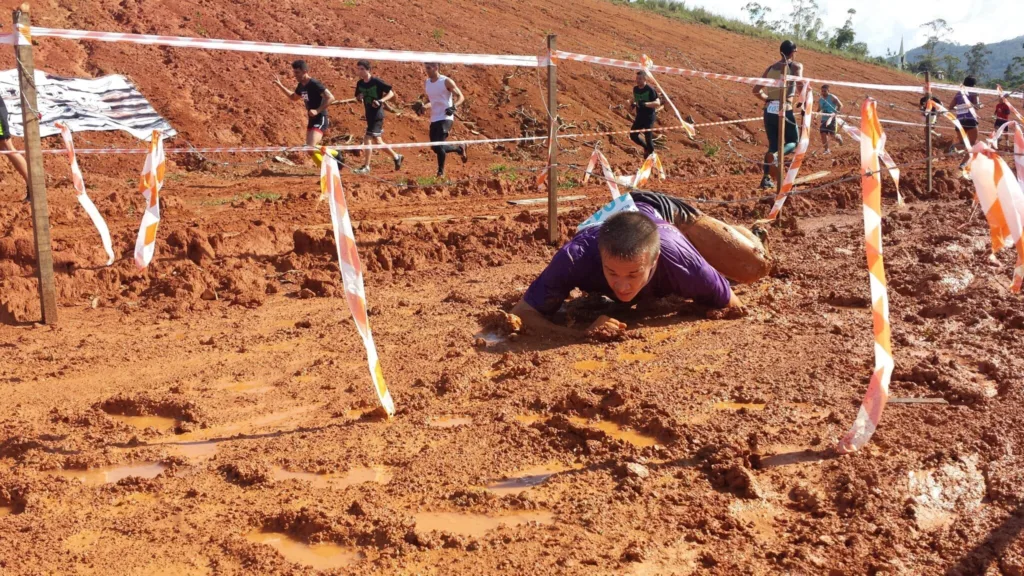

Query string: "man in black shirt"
[629, 71, 661, 158]
[351, 60, 403, 175]
[273, 59, 340, 168]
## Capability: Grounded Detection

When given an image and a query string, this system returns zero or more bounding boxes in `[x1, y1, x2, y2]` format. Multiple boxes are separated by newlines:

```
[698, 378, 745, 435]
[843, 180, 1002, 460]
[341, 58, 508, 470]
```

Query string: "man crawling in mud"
[511, 198, 746, 338]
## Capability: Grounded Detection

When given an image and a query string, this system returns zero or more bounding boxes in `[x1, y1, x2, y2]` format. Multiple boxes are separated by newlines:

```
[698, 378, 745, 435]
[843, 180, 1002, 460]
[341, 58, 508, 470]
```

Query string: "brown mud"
[1, 0, 1023, 574]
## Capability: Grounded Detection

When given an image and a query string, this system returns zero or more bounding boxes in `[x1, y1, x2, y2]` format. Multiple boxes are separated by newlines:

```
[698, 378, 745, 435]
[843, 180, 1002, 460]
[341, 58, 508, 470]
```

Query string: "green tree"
[790, 0, 824, 43]
[916, 19, 952, 74]
[1003, 56, 1024, 90]
[829, 9, 857, 51]
[965, 42, 992, 80]
[942, 54, 962, 80]
[742, 2, 773, 29]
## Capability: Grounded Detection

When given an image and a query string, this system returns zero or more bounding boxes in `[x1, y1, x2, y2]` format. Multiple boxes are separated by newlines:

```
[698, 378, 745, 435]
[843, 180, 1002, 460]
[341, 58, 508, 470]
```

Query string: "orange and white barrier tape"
[641, 54, 695, 138]
[968, 141, 1024, 293]
[133, 131, 166, 269]
[927, 99, 972, 154]
[56, 123, 114, 265]
[321, 153, 396, 416]
[838, 98, 894, 454]
[633, 152, 665, 188]
[759, 81, 814, 222]
[20, 27, 543, 67]
[555, 50, 783, 88]
[835, 117, 903, 206]
[583, 146, 621, 198]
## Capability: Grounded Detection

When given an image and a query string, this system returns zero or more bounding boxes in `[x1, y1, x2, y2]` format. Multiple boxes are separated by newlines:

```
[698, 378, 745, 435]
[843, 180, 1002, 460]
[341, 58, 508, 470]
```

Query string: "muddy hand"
[586, 315, 626, 334]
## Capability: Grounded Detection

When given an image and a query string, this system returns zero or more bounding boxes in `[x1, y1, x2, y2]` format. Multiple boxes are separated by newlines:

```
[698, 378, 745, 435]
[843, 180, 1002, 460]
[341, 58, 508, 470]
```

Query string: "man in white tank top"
[421, 63, 468, 178]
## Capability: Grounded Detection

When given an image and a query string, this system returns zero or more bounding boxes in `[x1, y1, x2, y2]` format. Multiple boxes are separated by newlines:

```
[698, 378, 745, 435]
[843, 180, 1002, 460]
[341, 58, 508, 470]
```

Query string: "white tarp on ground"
[0, 69, 175, 141]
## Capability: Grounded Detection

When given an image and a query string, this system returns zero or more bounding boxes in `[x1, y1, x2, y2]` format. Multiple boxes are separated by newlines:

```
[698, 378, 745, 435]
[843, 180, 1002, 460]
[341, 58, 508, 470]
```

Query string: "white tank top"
[425, 75, 454, 122]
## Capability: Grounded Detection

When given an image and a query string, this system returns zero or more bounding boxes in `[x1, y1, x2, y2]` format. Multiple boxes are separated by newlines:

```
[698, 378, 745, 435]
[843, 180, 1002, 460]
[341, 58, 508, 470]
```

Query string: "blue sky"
[680, 0, 1023, 56]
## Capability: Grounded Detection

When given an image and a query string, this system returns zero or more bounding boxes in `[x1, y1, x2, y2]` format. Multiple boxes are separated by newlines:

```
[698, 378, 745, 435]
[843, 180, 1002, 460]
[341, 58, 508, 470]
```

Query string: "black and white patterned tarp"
[0, 69, 175, 141]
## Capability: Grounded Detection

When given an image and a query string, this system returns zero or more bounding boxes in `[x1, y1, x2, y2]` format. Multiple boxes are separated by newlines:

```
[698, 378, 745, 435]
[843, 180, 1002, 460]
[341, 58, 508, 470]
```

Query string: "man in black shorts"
[752, 40, 803, 189]
[273, 60, 341, 168]
[0, 98, 29, 201]
[352, 60, 403, 175]
[629, 70, 661, 158]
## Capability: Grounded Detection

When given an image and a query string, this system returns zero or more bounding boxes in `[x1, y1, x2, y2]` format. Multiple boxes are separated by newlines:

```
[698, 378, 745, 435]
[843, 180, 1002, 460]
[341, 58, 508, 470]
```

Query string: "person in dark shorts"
[351, 60, 402, 175]
[815, 84, 843, 154]
[0, 98, 29, 201]
[510, 206, 744, 339]
[629, 70, 661, 158]
[753, 40, 803, 189]
[272, 59, 340, 168]
[951, 76, 983, 146]
[919, 94, 942, 126]
[420, 62, 467, 178]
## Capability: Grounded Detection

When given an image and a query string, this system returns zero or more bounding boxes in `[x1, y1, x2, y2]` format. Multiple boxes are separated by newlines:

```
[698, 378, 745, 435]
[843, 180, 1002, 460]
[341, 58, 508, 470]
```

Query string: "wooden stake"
[546, 34, 558, 244]
[925, 71, 933, 196]
[14, 4, 57, 324]
[776, 57, 788, 199]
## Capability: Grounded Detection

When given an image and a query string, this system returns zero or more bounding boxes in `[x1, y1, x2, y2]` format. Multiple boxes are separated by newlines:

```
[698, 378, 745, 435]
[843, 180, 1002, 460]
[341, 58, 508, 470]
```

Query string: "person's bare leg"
[361, 134, 373, 169]
[374, 136, 399, 160]
[2, 139, 28, 201]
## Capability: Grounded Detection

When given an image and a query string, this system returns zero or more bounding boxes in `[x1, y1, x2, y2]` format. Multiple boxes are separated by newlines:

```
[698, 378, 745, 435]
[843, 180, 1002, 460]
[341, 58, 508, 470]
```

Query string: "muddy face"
[599, 250, 656, 303]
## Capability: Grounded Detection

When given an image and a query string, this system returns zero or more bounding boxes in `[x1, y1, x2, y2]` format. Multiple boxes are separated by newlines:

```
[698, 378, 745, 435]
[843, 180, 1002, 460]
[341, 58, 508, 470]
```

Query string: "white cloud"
[678, 0, 1023, 56]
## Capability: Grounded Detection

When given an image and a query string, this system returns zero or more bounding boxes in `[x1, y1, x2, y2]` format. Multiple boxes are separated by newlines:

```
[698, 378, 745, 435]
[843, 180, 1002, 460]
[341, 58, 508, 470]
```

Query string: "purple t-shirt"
[523, 203, 732, 315]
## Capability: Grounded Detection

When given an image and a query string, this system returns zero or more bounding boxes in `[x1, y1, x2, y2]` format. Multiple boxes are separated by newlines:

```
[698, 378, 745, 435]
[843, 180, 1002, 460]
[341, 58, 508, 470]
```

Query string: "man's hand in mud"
[586, 315, 626, 335]
[706, 306, 748, 320]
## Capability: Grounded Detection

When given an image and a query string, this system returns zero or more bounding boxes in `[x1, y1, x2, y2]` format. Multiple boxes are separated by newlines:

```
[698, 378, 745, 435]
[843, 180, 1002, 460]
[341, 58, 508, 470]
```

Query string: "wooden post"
[924, 71, 933, 196]
[546, 34, 558, 244]
[14, 4, 57, 324]
[776, 57, 788, 198]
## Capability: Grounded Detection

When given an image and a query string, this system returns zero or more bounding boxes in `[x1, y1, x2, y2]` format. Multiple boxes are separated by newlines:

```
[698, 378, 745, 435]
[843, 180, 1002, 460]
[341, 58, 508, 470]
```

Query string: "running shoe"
[459, 145, 468, 163]
[394, 154, 404, 171]
[759, 175, 775, 190]
[353, 166, 370, 175]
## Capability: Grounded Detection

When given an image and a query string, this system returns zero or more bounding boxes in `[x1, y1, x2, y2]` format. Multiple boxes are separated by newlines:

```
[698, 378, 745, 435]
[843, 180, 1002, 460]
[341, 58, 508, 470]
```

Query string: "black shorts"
[0, 99, 10, 141]
[365, 118, 384, 138]
[764, 108, 799, 154]
[995, 119, 1008, 131]
[307, 112, 329, 133]
[958, 117, 978, 130]
[819, 119, 836, 135]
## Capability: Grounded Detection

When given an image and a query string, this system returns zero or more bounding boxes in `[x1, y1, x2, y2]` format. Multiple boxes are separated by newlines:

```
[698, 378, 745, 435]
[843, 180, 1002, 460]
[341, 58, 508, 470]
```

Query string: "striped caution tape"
[632, 152, 665, 188]
[641, 54, 695, 138]
[19, 27, 542, 67]
[321, 152, 396, 417]
[968, 140, 1024, 293]
[838, 98, 894, 454]
[582, 146, 621, 199]
[56, 123, 115, 266]
[133, 130, 165, 269]
[759, 81, 814, 222]
[835, 116, 903, 206]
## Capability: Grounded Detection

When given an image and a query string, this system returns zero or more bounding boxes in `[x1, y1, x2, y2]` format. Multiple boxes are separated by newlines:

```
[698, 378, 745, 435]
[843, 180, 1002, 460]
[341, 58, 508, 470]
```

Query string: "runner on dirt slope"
[816, 84, 843, 154]
[272, 60, 341, 169]
[510, 203, 744, 339]
[753, 40, 803, 190]
[629, 70, 661, 158]
[351, 60, 403, 175]
[420, 62, 467, 178]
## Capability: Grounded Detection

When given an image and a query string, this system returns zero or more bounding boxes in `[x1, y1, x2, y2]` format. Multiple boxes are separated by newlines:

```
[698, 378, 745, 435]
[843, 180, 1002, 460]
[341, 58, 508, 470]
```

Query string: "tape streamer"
[56, 123, 115, 265]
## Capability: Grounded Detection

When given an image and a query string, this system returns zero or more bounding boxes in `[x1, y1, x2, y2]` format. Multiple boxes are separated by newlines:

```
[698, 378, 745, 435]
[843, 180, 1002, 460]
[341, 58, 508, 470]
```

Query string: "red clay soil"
[1, 0, 1023, 575]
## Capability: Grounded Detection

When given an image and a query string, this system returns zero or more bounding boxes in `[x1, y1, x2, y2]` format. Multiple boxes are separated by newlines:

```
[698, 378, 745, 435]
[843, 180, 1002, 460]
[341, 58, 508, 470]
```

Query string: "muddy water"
[617, 352, 657, 362]
[568, 417, 660, 448]
[108, 414, 178, 431]
[246, 532, 363, 570]
[270, 466, 392, 489]
[486, 463, 580, 496]
[0, 506, 12, 517]
[413, 511, 555, 537]
[713, 402, 767, 411]
[167, 441, 219, 461]
[428, 416, 473, 428]
[514, 414, 544, 425]
[55, 462, 168, 486]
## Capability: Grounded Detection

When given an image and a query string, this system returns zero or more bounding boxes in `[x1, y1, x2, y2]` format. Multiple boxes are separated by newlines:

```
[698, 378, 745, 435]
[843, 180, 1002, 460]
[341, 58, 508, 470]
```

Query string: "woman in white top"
[422, 63, 468, 178]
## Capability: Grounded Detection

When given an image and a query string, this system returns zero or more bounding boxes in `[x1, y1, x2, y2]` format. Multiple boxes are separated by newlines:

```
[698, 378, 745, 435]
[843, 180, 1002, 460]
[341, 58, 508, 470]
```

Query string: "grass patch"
[703, 143, 720, 158]
[203, 192, 282, 206]
[415, 176, 443, 187]
[559, 176, 581, 190]
[490, 164, 520, 181]
[431, 28, 444, 41]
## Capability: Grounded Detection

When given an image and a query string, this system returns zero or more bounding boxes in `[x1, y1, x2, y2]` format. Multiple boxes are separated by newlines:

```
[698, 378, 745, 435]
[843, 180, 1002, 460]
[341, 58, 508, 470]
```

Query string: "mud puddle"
[514, 414, 545, 425]
[567, 417, 660, 448]
[270, 465, 392, 489]
[572, 360, 609, 372]
[0, 505, 13, 517]
[413, 510, 555, 537]
[246, 531, 363, 570]
[485, 463, 580, 496]
[428, 416, 473, 428]
[713, 401, 767, 411]
[168, 405, 320, 443]
[167, 441, 220, 461]
[55, 462, 168, 486]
